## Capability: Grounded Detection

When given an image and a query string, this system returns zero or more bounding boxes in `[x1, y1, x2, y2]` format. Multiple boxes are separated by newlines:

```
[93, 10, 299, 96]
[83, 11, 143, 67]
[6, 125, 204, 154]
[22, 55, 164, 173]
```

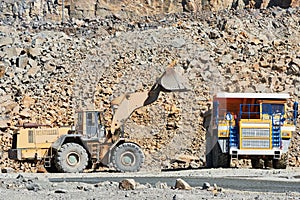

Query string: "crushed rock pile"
[0, 6, 300, 172]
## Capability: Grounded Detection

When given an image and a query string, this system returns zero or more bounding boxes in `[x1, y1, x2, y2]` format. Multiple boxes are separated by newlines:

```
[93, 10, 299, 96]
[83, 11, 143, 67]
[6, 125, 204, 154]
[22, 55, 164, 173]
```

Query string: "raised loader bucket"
[157, 67, 191, 92]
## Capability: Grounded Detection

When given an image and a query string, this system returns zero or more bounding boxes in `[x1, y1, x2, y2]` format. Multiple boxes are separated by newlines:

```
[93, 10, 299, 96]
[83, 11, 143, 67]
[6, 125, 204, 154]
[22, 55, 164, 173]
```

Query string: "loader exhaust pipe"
[16, 123, 52, 129]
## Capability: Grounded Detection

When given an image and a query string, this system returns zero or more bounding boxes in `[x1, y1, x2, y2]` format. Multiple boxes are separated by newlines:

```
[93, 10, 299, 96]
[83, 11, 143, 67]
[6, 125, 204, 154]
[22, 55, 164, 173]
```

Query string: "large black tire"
[212, 143, 230, 168]
[44, 158, 59, 173]
[44, 149, 59, 173]
[251, 158, 264, 169]
[273, 153, 288, 169]
[112, 143, 145, 172]
[55, 143, 88, 173]
[205, 150, 213, 168]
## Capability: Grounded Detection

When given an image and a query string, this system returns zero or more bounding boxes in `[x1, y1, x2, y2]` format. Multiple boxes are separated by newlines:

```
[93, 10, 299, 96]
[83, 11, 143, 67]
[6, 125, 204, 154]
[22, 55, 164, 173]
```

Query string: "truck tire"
[55, 143, 88, 173]
[205, 150, 213, 168]
[112, 143, 145, 172]
[212, 143, 230, 168]
[273, 153, 288, 169]
[251, 158, 264, 169]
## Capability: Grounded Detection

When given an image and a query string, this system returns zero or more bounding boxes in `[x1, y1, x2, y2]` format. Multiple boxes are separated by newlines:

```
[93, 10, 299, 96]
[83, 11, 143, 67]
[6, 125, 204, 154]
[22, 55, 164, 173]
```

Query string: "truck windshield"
[262, 104, 284, 115]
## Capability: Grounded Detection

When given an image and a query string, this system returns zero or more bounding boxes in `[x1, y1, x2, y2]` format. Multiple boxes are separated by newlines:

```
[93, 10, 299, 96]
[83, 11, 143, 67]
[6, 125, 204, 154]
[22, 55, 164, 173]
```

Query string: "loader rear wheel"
[55, 143, 88, 173]
[112, 143, 145, 172]
[44, 159, 59, 173]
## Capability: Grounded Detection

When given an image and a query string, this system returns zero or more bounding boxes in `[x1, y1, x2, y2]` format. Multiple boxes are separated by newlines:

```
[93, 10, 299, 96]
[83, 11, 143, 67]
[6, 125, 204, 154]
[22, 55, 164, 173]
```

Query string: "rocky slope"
[0, 1, 300, 172]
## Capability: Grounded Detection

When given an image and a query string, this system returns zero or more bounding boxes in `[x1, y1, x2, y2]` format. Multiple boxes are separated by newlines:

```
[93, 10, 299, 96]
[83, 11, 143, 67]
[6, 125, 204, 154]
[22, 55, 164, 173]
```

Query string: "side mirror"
[293, 102, 298, 122]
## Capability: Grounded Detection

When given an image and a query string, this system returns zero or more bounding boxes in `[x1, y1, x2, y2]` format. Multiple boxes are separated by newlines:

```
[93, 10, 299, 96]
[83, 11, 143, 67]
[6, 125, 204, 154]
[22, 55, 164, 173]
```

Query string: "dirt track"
[0, 168, 300, 200]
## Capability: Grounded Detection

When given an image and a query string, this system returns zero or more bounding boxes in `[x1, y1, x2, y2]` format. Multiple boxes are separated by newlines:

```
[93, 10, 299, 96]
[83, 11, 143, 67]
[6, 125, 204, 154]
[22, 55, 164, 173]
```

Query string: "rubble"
[0, 1, 299, 172]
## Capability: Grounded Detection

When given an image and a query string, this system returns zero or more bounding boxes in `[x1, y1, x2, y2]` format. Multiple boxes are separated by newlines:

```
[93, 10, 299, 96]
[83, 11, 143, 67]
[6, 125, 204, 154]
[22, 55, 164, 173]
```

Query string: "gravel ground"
[0, 168, 299, 200]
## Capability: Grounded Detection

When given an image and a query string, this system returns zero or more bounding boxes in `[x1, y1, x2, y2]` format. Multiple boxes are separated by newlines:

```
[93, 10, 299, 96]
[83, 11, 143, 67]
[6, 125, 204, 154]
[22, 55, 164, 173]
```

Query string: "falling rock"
[119, 179, 136, 190]
[174, 178, 192, 190]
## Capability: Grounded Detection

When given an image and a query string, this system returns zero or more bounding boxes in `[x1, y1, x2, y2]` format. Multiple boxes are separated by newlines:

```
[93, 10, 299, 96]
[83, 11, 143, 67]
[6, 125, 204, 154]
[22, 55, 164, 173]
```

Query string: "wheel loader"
[8, 68, 190, 173]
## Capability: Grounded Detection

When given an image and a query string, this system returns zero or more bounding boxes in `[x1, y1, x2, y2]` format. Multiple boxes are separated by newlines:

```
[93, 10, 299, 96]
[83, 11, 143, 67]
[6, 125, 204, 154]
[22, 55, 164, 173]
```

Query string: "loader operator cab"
[76, 110, 105, 139]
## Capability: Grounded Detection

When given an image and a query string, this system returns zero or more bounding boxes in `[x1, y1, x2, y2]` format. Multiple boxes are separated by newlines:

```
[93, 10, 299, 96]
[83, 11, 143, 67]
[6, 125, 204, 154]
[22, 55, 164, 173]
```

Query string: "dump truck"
[205, 92, 298, 169]
[9, 68, 189, 173]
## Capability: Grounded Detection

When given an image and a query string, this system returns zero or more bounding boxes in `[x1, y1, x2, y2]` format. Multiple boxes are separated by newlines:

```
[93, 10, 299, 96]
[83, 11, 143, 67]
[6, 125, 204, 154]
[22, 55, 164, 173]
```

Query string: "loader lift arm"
[110, 67, 190, 135]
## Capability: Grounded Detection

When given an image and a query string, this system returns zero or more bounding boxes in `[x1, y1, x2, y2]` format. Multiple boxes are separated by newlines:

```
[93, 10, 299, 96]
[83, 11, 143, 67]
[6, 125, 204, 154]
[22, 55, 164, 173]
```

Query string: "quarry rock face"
[0, 1, 299, 172]
[0, 1, 299, 22]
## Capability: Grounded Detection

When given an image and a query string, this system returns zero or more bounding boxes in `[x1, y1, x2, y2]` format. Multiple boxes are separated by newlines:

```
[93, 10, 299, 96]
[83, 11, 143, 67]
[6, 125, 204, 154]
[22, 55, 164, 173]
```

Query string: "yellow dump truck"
[9, 68, 190, 173]
[205, 92, 298, 169]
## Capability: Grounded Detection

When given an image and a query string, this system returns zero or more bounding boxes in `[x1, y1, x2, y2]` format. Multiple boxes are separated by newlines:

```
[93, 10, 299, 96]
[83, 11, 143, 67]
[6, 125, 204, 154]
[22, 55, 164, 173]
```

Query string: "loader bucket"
[157, 68, 191, 92]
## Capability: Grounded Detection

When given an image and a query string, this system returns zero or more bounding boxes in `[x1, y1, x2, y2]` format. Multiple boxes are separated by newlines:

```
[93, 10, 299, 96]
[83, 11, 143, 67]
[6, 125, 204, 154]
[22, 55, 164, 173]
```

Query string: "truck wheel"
[251, 158, 264, 169]
[212, 143, 230, 168]
[112, 143, 145, 172]
[273, 153, 288, 169]
[55, 143, 88, 173]
[205, 150, 213, 168]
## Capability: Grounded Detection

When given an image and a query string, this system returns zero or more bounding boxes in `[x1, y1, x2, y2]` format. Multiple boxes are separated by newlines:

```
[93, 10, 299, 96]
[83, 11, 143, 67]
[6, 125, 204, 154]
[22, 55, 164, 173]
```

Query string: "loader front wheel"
[112, 143, 145, 172]
[55, 143, 88, 173]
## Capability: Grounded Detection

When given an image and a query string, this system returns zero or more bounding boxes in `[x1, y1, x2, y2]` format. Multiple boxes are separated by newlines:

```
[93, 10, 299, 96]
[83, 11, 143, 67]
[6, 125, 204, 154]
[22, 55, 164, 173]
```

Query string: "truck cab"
[206, 92, 298, 169]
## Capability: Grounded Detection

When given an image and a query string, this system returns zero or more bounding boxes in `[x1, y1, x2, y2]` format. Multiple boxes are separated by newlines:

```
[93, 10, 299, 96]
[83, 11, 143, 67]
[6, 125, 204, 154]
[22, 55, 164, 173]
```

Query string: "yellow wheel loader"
[9, 68, 190, 173]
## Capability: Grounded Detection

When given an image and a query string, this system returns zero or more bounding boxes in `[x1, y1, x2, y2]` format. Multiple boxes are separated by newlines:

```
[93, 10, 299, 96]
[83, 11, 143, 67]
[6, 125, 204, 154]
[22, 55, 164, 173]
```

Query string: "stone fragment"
[171, 38, 186, 48]
[119, 179, 136, 190]
[20, 108, 31, 118]
[18, 55, 29, 68]
[28, 47, 41, 57]
[26, 182, 40, 191]
[22, 96, 35, 108]
[0, 37, 13, 47]
[155, 181, 168, 189]
[54, 189, 68, 193]
[0, 120, 9, 128]
[4, 47, 18, 58]
[1, 167, 14, 173]
[174, 178, 192, 190]
[173, 194, 186, 200]
[0, 66, 5, 78]
[202, 182, 210, 189]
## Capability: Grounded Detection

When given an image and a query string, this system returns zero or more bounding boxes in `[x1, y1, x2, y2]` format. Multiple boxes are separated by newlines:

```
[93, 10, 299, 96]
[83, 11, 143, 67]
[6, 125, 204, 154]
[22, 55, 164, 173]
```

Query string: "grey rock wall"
[0, 1, 299, 171]
[0, 0, 299, 23]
